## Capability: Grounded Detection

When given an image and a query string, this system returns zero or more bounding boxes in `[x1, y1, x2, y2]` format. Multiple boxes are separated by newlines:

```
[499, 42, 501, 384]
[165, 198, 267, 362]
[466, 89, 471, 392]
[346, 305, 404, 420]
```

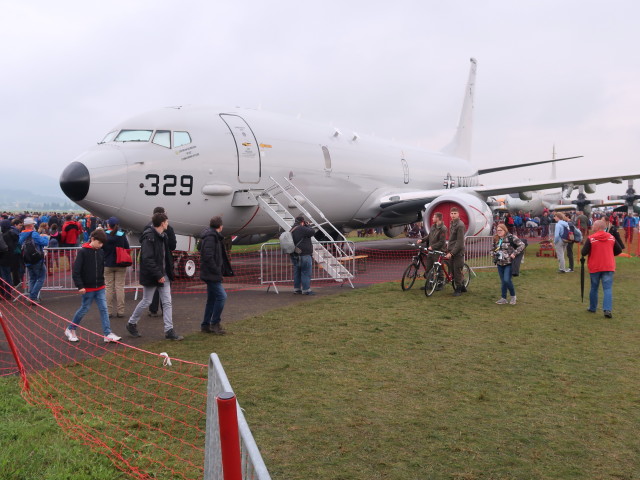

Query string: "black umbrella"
[580, 256, 586, 302]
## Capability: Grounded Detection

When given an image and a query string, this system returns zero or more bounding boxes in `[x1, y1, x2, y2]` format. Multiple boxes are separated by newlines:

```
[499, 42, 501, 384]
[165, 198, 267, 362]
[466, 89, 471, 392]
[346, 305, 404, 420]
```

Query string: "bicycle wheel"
[452, 263, 472, 290]
[424, 266, 439, 297]
[461, 263, 471, 288]
[401, 263, 420, 291]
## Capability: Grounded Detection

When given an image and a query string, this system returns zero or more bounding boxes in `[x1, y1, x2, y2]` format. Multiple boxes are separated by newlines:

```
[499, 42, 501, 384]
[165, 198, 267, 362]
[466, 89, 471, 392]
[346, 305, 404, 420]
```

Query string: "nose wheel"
[175, 254, 197, 279]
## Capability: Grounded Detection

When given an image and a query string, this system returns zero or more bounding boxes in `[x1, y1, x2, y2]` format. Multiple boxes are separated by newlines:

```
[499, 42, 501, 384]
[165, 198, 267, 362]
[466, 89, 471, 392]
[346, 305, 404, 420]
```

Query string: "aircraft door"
[220, 114, 261, 183]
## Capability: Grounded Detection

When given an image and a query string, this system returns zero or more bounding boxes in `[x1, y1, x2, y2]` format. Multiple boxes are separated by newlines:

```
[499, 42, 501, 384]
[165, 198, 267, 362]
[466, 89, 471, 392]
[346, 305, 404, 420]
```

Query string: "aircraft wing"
[379, 171, 640, 213]
[473, 172, 640, 197]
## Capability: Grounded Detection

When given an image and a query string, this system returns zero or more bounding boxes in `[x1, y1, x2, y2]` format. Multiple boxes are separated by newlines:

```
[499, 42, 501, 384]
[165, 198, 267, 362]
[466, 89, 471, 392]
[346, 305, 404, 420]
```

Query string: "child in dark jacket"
[65, 229, 122, 343]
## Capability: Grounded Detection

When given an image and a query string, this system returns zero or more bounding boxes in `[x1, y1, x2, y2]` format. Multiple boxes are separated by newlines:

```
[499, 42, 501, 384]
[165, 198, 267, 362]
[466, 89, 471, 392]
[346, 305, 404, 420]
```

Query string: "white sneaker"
[495, 298, 508, 304]
[64, 328, 79, 342]
[104, 332, 122, 343]
[510, 296, 517, 305]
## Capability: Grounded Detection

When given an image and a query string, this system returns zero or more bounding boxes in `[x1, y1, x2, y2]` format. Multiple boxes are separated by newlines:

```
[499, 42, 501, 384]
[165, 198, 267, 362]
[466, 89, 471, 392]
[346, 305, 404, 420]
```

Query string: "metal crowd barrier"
[463, 236, 496, 270]
[42, 246, 142, 292]
[204, 353, 271, 480]
[259, 241, 357, 293]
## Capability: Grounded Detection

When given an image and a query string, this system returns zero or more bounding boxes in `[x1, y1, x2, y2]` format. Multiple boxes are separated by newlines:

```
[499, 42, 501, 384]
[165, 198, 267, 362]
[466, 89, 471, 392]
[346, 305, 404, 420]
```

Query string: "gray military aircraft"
[59, 58, 640, 242]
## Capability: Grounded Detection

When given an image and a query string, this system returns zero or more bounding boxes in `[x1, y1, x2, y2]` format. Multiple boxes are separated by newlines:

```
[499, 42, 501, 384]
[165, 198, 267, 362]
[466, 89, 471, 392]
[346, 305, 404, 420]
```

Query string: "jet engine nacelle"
[518, 191, 533, 201]
[424, 192, 493, 236]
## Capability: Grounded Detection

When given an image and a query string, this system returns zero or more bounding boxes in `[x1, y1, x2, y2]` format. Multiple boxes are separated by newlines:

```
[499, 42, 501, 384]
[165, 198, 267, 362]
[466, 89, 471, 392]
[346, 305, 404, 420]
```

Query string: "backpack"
[48, 233, 59, 249]
[561, 223, 575, 243]
[22, 232, 43, 264]
[570, 223, 583, 243]
[279, 226, 301, 254]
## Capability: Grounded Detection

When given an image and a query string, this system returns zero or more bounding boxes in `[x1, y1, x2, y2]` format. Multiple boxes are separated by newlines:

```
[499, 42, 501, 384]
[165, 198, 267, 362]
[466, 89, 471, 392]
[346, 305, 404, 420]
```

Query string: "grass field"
[2, 250, 640, 479]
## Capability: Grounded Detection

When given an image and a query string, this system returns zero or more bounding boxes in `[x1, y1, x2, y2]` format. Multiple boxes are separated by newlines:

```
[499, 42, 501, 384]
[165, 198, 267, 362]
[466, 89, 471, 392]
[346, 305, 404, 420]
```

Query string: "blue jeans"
[589, 271, 614, 312]
[69, 288, 112, 335]
[202, 281, 227, 327]
[497, 263, 515, 298]
[0, 265, 13, 299]
[26, 261, 46, 301]
[291, 254, 312, 292]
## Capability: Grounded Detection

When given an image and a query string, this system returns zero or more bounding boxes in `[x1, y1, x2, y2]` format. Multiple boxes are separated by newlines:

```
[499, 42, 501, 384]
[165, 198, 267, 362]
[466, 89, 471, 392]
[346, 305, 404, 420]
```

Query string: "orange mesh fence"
[0, 240, 499, 478]
[0, 280, 209, 480]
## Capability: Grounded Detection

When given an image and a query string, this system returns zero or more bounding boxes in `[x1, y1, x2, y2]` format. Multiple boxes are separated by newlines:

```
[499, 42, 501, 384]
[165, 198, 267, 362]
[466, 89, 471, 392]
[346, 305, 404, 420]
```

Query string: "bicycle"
[423, 250, 471, 297]
[401, 243, 430, 291]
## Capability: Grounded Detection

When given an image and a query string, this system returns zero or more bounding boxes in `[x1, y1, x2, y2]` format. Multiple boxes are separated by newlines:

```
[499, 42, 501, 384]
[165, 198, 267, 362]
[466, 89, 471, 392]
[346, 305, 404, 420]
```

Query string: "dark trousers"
[201, 281, 227, 327]
[566, 242, 575, 271]
[0, 266, 13, 299]
[451, 253, 465, 288]
[149, 289, 162, 314]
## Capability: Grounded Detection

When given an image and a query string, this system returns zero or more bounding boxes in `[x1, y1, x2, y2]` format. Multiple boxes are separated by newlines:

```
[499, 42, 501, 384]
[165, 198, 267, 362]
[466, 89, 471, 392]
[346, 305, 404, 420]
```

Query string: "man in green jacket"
[418, 212, 447, 290]
[445, 208, 466, 297]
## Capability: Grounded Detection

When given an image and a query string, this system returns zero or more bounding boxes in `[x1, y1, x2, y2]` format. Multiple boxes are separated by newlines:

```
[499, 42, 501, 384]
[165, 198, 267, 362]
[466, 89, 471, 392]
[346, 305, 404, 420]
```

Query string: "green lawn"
[2, 251, 640, 479]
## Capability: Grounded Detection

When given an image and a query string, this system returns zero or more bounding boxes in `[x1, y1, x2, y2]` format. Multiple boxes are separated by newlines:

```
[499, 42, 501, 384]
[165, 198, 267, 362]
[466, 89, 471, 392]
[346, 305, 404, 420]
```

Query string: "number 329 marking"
[144, 174, 193, 196]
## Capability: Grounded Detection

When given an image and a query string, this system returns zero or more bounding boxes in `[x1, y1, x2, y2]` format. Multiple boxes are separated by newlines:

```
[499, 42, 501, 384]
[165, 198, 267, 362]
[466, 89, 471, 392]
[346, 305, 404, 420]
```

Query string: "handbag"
[115, 247, 133, 267]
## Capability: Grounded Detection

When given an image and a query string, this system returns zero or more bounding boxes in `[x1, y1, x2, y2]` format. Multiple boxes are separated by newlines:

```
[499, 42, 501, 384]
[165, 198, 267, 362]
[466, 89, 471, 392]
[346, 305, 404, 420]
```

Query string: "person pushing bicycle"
[417, 212, 447, 289]
[445, 207, 467, 297]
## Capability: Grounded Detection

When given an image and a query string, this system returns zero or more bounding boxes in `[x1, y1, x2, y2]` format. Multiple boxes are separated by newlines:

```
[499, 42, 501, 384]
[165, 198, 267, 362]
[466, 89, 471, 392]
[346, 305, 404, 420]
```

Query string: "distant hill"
[1, 169, 82, 211]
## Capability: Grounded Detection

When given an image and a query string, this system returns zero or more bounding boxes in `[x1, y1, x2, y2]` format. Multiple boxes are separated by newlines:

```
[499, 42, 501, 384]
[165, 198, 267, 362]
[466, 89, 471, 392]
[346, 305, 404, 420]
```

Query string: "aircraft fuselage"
[61, 105, 479, 238]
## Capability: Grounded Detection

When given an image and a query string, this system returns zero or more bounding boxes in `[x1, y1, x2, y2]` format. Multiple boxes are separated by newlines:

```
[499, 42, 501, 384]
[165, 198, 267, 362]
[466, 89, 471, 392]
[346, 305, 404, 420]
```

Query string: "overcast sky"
[3, 0, 639, 200]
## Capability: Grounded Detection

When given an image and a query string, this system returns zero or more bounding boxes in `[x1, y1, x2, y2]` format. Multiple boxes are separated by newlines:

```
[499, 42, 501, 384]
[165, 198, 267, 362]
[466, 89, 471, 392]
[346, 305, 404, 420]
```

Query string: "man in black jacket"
[126, 213, 183, 341]
[199, 216, 233, 334]
[290, 216, 316, 295]
[148, 206, 177, 317]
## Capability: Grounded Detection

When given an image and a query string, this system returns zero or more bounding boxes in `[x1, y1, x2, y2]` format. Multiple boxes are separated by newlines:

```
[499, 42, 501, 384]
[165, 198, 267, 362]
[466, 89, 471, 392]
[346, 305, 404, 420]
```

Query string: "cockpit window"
[174, 131, 191, 148]
[100, 130, 118, 143]
[114, 130, 153, 142]
[152, 130, 171, 148]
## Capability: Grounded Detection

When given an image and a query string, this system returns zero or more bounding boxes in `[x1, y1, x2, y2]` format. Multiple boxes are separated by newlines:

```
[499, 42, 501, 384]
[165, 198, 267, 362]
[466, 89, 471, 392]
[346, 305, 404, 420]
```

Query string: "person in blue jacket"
[18, 217, 49, 303]
[553, 212, 571, 273]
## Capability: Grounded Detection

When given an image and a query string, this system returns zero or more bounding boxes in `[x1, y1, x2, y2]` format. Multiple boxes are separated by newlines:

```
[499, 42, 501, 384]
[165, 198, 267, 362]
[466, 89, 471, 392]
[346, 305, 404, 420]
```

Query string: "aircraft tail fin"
[442, 58, 477, 161]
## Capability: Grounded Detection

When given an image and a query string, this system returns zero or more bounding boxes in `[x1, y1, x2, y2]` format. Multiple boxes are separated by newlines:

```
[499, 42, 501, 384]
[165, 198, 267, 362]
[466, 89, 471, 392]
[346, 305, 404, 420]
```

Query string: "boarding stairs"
[256, 177, 355, 286]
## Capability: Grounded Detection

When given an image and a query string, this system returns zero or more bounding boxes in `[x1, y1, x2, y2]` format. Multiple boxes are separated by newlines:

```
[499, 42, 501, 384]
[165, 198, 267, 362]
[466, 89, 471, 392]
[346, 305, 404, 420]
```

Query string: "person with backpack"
[18, 217, 49, 303]
[290, 216, 316, 295]
[65, 229, 122, 343]
[564, 219, 583, 273]
[492, 223, 526, 305]
[103, 217, 130, 319]
[553, 212, 571, 273]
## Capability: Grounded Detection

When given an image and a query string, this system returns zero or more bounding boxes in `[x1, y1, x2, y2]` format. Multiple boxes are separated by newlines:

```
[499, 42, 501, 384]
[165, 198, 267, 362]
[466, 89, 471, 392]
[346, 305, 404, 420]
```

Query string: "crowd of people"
[413, 207, 629, 317]
[0, 209, 235, 343]
[1, 205, 634, 342]
[0, 212, 106, 303]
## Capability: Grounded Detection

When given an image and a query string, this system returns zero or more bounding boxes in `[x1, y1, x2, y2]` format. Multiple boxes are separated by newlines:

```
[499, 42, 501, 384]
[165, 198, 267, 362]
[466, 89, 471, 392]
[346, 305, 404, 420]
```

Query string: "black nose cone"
[60, 162, 90, 202]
